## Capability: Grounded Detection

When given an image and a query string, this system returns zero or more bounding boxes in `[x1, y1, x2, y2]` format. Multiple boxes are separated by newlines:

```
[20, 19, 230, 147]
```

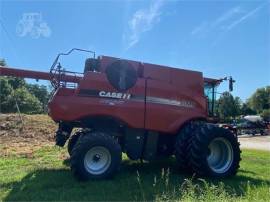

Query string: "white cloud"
[191, 6, 243, 36]
[224, 4, 265, 31]
[191, 21, 209, 36]
[212, 6, 244, 27]
[191, 3, 267, 37]
[124, 0, 165, 50]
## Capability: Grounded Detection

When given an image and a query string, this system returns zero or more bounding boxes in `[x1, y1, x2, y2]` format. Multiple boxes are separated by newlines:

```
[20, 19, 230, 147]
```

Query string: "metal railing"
[49, 48, 95, 89]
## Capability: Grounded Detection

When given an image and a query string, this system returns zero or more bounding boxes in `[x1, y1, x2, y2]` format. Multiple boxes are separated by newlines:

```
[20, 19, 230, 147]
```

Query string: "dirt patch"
[239, 135, 270, 151]
[0, 114, 57, 156]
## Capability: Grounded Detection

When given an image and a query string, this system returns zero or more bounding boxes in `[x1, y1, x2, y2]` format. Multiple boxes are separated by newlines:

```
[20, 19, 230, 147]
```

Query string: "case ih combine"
[0, 49, 240, 180]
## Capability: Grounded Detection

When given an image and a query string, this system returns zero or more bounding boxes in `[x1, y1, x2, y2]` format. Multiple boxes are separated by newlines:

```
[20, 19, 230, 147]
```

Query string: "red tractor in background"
[0, 49, 240, 180]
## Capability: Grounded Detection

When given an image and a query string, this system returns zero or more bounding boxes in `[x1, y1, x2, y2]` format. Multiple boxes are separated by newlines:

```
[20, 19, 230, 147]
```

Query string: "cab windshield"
[204, 83, 217, 116]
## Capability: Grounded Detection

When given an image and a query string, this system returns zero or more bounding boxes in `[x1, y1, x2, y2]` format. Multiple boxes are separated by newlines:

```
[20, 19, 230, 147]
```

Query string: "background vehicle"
[236, 116, 269, 136]
[0, 49, 241, 180]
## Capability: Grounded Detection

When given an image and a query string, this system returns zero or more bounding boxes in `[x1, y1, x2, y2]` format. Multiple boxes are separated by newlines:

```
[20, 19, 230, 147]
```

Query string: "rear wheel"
[70, 132, 122, 180]
[175, 122, 199, 171]
[207, 137, 233, 173]
[188, 123, 241, 178]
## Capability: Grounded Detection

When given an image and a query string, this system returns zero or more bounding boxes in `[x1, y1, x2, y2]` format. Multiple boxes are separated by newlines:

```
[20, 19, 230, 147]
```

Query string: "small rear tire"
[70, 131, 122, 180]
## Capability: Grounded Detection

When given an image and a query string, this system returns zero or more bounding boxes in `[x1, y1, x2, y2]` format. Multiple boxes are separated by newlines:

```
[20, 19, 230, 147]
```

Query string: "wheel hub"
[93, 154, 101, 162]
[207, 137, 234, 174]
[84, 146, 111, 175]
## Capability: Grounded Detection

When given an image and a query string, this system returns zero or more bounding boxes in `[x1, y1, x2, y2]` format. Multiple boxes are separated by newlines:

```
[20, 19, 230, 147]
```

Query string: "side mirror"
[229, 77, 235, 92]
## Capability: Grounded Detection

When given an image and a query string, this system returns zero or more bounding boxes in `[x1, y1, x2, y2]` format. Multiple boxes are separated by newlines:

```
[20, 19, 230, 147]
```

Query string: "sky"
[0, 0, 269, 101]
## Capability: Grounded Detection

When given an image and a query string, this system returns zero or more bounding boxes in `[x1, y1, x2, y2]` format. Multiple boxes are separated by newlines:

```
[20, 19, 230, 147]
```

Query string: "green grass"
[0, 148, 269, 201]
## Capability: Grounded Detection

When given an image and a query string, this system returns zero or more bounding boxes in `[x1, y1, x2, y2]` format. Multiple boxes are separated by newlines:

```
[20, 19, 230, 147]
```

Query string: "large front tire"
[70, 132, 122, 180]
[188, 123, 241, 178]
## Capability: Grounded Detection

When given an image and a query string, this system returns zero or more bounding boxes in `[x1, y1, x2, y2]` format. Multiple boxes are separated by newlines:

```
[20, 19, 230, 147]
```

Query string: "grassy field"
[0, 147, 269, 201]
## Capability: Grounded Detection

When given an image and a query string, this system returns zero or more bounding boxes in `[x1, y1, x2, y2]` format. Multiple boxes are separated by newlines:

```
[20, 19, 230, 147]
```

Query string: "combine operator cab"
[204, 79, 219, 117]
[204, 77, 235, 117]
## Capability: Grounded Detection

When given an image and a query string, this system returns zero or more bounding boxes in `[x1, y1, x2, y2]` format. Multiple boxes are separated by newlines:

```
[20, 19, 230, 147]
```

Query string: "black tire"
[70, 132, 122, 180]
[175, 122, 199, 171]
[67, 131, 82, 155]
[188, 123, 241, 178]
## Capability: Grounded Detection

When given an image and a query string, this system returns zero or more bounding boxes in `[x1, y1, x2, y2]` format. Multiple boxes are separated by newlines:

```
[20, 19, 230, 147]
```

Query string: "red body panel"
[48, 56, 208, 134]
[49, 73, 146, 129]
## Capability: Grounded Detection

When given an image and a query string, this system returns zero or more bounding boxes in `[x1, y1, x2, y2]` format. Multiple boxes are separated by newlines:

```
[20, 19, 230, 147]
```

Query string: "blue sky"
[0, 0, 269, 101]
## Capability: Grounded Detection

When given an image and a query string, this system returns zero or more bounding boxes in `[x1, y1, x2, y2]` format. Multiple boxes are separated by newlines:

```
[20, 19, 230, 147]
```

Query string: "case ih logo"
[78, 89, 131, 100]
[99, 91, 131, 99]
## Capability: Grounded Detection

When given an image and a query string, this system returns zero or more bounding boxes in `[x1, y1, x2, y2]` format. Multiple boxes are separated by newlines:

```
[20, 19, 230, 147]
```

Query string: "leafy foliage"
[7, 77, 26, 89]
[0, 59, 6, 66]
[0, 58, 50, 114]
[216, 92, 241, 120]
[216, 88, 270, 121]
[12, 87, 43, 114]
[26, 84, 50, 110]
[240, 103, 256, 116]
[261, 109, 270, 121]
[0, 78, 13, 112]
[247, 86, 270, 113]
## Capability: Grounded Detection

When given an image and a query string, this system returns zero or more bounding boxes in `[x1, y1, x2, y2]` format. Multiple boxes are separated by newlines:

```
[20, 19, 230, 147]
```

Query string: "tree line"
[215, 87, 270, 121]
[0, 58, 269, 120]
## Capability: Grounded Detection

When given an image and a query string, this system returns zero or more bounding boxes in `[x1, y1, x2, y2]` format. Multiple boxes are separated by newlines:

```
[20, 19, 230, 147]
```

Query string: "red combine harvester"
[0, 49, 240, 180]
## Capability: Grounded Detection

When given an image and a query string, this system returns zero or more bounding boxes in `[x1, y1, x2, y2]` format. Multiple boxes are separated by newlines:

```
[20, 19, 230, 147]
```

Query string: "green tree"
[7, 87, 43, 114]
[0, 59, 47, 114]
[0, 81, 43, 114]
[0, 59, 6, 66]
[0, 77, 13, 112]
[247, 86, 270, 113]
[7, 77, 26, 89]
[233, 96, 242, 117]
[0, 59, 10, 112]
[217, 92, 241, 120]
[26, 84, 49, 110]
[261, 109, 270, 121]
[241, 103, 256, 116]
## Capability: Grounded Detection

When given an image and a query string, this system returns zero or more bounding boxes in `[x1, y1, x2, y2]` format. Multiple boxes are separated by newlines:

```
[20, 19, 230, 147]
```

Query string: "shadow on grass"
[3, 158, 270, 201]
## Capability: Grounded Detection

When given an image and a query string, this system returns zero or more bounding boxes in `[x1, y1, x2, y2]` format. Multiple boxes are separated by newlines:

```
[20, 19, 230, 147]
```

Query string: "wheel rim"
[84, 146, 111, 175]
[207, 137, 234, 174]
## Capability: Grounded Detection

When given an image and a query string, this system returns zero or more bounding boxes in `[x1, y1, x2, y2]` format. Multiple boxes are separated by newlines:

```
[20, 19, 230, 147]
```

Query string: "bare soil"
[0, 114, 57, 156]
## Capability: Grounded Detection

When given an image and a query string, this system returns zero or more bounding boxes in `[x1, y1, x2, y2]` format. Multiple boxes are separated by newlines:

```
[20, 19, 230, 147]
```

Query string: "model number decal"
[99, 91, 131, 99]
